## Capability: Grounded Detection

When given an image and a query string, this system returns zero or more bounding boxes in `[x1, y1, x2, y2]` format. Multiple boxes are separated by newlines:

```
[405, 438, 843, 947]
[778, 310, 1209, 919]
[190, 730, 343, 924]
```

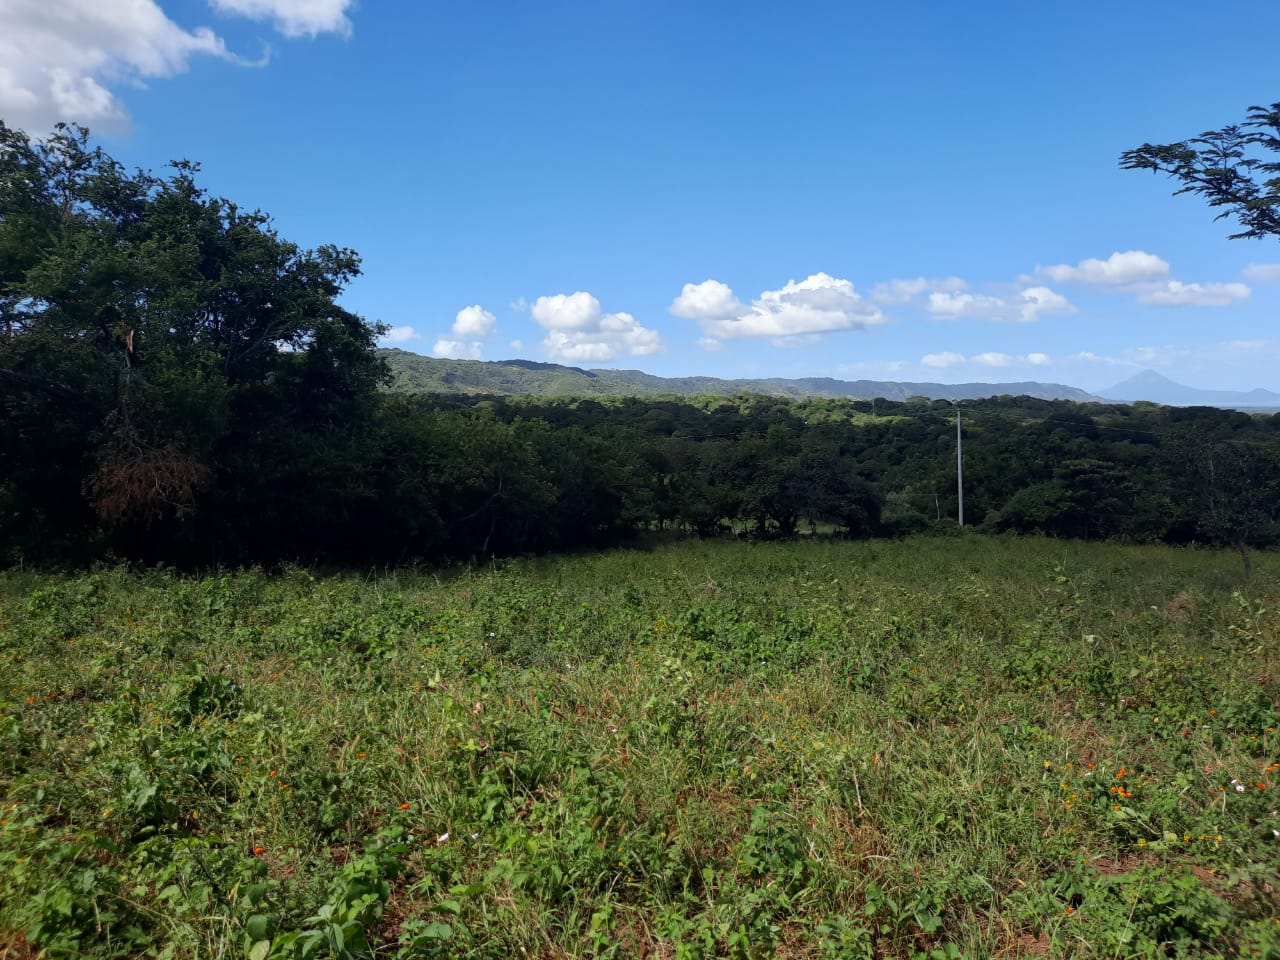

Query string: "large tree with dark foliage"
[1121, 101, 1280, 240]
[0, 123, 387, 563]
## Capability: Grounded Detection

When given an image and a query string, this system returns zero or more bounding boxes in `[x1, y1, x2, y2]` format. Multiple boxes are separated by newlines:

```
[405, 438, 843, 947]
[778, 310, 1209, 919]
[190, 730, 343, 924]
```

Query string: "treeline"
[348, 391, 1280, 562]
[4, 124, 1280, 567]
[11, 375, 1280, 567]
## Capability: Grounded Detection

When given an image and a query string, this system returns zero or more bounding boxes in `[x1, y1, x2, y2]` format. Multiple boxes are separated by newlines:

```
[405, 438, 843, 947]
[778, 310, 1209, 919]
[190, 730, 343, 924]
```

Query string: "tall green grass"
[2, 535, 1277, 958]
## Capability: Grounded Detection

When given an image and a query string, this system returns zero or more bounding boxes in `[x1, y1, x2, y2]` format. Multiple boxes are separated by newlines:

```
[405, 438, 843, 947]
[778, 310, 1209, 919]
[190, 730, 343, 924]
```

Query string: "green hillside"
[380, 349, 1102, 401]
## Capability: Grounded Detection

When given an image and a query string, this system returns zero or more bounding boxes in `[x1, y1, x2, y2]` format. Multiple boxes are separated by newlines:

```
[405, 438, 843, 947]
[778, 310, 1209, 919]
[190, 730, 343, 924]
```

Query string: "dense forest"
[3, 123, 1280, 569]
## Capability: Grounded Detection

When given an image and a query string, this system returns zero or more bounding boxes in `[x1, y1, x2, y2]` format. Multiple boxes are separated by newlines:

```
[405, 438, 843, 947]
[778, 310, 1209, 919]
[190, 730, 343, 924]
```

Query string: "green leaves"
[1122, 100, 1280, 240]
[2, 538, 1279, 958]
[0, 122, 386, 565]
[245, 911, 278, 943]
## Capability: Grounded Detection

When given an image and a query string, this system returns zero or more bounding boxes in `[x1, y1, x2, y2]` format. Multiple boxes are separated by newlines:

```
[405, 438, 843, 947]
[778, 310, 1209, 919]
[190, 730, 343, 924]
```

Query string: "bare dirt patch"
[1160, 592, 1197, 620]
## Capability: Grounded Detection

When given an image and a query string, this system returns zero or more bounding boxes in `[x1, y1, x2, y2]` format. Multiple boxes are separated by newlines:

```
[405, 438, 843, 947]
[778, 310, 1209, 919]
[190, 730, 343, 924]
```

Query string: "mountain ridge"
[380, 349, 1102, 402]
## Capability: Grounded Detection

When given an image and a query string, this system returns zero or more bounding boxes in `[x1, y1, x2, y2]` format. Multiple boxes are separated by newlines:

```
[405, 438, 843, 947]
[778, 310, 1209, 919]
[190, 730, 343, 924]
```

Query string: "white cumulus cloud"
[1137, 281, 1251, 307]
[0, 0, 231, 131]
[669, 279, 744, 322]
[1242, 263, 1280, 282]
[1068, 350, 1131, 367]
[1019, 286, 1073, 322]
[208, 0, 354, 38]
[540, 333, 613, 363]
[871, 276, 968, 305]
[1039, 250, 1170, 286]
[452, 304, 497, 338]
[1036, 250, 1249, 308]
[531, 291, 663, 362]
[972, 352, 1012, 367]
[531, 292, 602, 331]
[0, 0, 353, 132]
[670, 273, 883, 341]
[432, 339, 484, 360]
[379, 325, 418, 344]
[928, 287, 1073, 323]
[922, 351, 1053, 370]
[927, 292, 1007, 320]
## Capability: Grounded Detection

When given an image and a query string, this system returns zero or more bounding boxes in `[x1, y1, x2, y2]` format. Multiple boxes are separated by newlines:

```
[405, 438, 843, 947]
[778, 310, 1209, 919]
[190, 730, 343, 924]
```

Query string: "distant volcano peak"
[1102, 369, 1280, 407]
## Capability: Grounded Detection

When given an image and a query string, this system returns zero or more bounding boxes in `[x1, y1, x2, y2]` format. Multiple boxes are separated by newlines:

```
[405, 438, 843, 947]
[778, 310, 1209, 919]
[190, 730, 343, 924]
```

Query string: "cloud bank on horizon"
[375, 248, 1272, 391]
[1031, 251, 1251, 307]
[0, 0, 355, 132]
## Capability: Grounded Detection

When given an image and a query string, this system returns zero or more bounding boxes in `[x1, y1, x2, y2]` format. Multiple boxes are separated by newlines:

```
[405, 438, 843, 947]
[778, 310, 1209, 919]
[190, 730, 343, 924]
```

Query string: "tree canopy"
[1121, 101, 1280, 240]
[1, 122, 387, 562]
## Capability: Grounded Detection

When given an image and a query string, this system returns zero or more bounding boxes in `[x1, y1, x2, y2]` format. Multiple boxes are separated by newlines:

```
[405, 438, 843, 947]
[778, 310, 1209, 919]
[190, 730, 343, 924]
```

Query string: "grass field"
[2, 536, 1278, 959]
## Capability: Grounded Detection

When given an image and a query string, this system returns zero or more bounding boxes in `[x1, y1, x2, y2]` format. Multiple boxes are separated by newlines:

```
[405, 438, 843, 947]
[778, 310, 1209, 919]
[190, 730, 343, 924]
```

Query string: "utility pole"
[956, 406, 964, 527]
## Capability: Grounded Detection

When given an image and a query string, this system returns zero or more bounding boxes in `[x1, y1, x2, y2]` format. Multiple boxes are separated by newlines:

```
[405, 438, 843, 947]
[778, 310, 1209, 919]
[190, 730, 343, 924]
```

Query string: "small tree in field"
[1121, 101, 1280, 240]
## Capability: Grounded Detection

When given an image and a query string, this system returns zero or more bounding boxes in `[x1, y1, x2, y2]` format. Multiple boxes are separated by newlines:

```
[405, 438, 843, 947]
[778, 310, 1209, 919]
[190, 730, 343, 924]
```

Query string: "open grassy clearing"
[1, 536, 1278, 959]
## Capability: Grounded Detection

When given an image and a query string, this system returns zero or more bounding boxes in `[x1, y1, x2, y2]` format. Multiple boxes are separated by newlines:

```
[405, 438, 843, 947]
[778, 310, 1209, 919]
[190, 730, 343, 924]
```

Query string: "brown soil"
[994, 930, 1052, 957]
[1160, 592, 1196, 620]
[0, 929, 37, 960]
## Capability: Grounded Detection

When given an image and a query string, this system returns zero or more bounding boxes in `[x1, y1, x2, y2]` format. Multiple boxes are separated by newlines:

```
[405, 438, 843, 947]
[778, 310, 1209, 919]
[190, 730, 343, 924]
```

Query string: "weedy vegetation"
[1, 535, 1278, 958]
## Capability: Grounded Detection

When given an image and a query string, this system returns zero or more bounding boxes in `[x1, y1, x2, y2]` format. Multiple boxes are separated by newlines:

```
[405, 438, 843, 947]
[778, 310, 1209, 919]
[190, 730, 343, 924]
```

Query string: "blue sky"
[4, 1, 1280, 392]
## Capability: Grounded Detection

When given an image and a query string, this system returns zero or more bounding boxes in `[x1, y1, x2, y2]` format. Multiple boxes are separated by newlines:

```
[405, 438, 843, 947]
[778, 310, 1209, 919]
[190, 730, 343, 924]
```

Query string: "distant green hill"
[379, 349, 1102, 402]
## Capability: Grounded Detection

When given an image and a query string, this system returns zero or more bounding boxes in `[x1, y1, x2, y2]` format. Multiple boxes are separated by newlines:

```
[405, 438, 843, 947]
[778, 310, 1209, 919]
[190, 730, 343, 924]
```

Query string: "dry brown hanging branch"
[87, 414, 210, 524]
